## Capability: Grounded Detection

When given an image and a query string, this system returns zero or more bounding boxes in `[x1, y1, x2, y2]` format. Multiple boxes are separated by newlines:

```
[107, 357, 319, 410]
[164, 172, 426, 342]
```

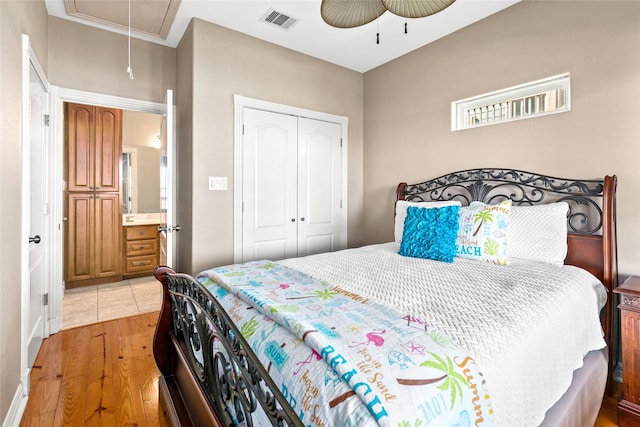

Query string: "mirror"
[121, 110, 162, 214]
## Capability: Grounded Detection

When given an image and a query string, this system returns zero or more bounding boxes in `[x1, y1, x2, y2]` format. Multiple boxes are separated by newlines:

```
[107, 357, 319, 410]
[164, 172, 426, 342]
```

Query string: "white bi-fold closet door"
[242, 107, 344, 262]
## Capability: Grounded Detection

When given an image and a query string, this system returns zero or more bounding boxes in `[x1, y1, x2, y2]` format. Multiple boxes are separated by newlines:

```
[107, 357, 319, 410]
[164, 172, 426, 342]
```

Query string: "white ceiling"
[46, 0, 520, 73]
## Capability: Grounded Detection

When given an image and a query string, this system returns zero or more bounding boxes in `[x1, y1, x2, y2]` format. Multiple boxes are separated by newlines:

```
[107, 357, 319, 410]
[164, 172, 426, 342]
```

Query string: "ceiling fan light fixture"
[320, 0, 455, 28]
[381, 0, 455, 18]
[321, 0, 386, 28]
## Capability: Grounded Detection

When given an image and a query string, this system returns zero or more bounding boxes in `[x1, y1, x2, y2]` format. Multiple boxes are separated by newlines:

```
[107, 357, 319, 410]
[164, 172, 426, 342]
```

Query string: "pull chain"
[126, 0, 134, 79]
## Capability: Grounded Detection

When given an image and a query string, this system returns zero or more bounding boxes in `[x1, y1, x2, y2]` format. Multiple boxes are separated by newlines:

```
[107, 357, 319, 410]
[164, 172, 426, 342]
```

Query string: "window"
[451, 73, 570, 131]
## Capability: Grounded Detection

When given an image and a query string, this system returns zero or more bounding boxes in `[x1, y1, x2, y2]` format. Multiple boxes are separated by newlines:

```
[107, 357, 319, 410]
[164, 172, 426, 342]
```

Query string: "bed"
[152, 168, 617, 426]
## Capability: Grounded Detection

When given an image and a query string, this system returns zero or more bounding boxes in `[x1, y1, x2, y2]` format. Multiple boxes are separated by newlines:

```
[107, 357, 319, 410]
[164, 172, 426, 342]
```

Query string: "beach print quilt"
[197, 260, 494, 427]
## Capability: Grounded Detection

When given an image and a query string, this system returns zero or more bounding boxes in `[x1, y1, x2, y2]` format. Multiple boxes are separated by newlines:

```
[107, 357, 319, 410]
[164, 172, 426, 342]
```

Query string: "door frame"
[49, 87, 170, 334]
[233, 94, 349, 263]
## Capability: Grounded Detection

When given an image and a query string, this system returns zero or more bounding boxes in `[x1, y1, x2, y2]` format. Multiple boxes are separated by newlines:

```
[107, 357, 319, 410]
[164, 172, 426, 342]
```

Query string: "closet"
[241, 108, 345, 262]
[64, 103, 122, 287]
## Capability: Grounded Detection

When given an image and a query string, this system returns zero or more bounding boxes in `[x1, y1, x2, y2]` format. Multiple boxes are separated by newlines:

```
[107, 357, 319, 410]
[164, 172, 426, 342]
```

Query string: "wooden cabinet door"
[66, 104, 121, 192]
[94, 107, 122, 192]
[66, 193, 93, 281]
[94, 193, 122, 277]
[66, 193, 122, 282]
[66, 103, 94, 192]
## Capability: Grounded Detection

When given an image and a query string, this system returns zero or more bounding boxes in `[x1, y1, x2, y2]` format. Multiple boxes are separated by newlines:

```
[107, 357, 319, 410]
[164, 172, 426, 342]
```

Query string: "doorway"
[62, 107, 165, 329]
[49, 88, 175, 334]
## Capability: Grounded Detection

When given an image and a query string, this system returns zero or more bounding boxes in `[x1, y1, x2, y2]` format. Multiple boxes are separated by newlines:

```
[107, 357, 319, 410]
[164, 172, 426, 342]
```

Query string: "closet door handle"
[291, 218, 296, 222]
[300, 217, 305, 222]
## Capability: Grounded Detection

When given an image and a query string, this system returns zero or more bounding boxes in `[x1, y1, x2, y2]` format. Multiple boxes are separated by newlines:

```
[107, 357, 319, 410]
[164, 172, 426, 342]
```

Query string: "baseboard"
[1, 384, 27, 427]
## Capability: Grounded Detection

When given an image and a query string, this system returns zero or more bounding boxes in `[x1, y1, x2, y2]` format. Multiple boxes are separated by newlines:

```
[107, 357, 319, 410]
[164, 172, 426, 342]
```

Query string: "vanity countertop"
[122, 213, 163, 227]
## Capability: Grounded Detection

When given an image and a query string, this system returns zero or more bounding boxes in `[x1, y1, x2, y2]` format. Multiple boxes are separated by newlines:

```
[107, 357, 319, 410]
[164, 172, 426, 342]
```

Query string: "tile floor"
[61, 276, 163, 329]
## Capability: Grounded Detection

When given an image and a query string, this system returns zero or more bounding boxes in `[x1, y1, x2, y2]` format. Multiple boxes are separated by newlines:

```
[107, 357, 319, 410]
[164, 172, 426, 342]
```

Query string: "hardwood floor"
[596, 382, 623, 427]
[20, 311, 169, 427]
[21, 310, 621, 426]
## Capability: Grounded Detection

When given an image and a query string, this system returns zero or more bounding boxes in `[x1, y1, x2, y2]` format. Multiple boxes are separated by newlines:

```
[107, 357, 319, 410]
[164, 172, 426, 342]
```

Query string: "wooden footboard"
[152, 266, 302, 426]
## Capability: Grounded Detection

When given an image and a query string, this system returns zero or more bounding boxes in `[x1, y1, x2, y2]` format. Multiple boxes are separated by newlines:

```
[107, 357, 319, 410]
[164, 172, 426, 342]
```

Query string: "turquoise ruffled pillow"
[399, 205, 461, 263]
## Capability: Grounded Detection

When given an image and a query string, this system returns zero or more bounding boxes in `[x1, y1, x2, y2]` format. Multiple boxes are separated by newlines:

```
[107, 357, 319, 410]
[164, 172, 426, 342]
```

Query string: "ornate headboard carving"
[396, 168, 607, 236]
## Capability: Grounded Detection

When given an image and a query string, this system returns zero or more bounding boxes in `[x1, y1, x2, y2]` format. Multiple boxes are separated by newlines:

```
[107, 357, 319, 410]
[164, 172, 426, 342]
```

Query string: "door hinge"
[242, 201, 245, 213]
[242, 124, 245, 135]
[340, 138, 343, 147]
[44, 114, 50, 127]
[340, 200, 343, 208]
[42, 293, 49, 306]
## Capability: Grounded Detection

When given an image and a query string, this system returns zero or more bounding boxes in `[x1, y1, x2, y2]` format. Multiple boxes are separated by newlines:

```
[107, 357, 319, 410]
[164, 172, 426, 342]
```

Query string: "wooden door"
[66, 193, 93, 282]
[94, 193, 121, 277]
[94, 107, 121, 192]
[66, 103, 93, 192]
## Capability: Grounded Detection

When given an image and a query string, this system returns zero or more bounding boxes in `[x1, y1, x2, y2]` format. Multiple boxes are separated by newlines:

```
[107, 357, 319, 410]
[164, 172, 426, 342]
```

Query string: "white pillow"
[456, 200, 512, 265]
[507, 202, 569, 265]
[394, 200, 462, 243]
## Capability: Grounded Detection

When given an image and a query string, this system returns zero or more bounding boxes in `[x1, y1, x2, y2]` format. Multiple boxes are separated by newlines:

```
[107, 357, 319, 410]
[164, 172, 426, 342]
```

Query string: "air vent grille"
[260, 8, 299, 31]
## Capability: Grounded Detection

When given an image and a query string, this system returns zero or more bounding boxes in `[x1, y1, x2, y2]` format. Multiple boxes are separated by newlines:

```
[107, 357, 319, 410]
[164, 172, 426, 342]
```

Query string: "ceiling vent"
[260, 8, 300, 31]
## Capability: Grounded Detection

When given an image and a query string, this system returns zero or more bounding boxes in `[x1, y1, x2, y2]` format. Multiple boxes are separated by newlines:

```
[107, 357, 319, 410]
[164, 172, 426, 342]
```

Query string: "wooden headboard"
[395, 168, 618, 350]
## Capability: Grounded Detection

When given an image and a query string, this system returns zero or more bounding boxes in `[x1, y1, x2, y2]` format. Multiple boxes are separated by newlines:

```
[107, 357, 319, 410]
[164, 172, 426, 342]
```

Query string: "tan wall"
[0, 1, 49, 423]
[48, 16, 176, 103]
[175, 21, 194, 273]
[184, 19, 364, 274]
[363, 1, 640, 275]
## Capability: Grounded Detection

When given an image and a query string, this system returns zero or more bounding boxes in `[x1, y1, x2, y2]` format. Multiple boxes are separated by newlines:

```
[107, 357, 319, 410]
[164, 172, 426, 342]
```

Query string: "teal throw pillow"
[399, 205, 461, 263]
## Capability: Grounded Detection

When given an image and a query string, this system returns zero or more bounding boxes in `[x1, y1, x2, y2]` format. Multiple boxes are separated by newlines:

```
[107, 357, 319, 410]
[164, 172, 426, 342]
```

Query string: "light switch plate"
[208, 176, 228, 191]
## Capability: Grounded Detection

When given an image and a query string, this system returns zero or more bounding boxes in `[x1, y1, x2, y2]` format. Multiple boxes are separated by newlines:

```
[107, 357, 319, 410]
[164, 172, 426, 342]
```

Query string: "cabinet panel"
[621, 310, 640, 404]
[125, 239, 159, 257]
[66, 103, 93, 192]
[66, 194, 93, 281]
[125, 226, 158, 241]
[94, 194, 122, 277]
[95, 107, 122, 192]
[124, 255, 158, 275]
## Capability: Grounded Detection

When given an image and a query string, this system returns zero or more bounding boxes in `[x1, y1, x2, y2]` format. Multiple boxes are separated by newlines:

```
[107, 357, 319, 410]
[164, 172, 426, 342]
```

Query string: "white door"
[242, 109, 344, 262]
[24, 47, 49, 370]
[242, 108, 298, 262]
[159, 90, 177, 267]
[297, 118, 342, 257]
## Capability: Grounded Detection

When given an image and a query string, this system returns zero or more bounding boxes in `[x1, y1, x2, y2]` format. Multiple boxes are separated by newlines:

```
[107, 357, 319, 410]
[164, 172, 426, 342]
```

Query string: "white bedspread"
[280, 242, 607, 426]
